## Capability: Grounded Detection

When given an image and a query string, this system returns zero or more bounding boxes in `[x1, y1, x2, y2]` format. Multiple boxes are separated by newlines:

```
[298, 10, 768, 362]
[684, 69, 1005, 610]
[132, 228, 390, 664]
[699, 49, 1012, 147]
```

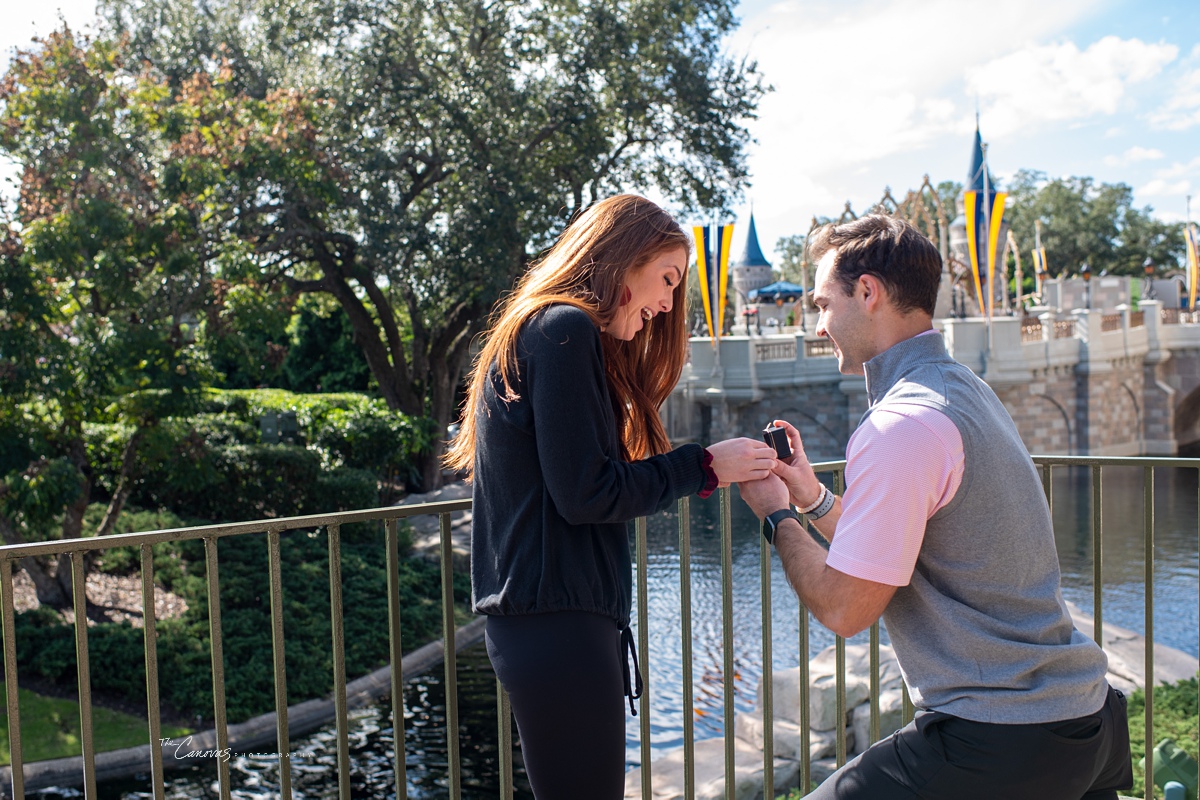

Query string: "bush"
[1128, 676, 1199, 799]
[0, 528, 466, 725]
[82, 389, 433, 519]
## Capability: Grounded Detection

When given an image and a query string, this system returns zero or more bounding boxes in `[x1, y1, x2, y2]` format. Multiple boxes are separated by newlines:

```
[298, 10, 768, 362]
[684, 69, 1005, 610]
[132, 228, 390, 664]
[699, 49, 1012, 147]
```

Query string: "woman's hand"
[766, 419, 825, 508]
[706, 438, 778, 486]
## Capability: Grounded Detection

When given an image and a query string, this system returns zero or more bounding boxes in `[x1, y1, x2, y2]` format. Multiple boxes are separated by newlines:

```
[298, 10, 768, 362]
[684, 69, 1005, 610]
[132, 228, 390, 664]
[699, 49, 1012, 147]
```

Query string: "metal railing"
[1, 501, 471, 800]
[1020, 319, 1043, 342]
[2, 455, 1198, 799]
[1102, 313, 1123, 333]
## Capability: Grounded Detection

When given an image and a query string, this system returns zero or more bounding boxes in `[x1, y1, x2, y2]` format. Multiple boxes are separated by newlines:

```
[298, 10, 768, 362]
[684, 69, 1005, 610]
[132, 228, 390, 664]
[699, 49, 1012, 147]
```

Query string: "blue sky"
[2, 0, 1197, 265]
[724, 0, 1200, 262]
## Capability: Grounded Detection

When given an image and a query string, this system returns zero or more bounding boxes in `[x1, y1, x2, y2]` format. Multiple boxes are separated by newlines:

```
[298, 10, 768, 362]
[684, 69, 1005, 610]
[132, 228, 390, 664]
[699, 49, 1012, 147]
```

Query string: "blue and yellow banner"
[986, 192, 1008, 318]
[963, 191, 983, 314]
[1187, 224, 1199, 311]
[963, 190, 1007, 318]
[692, 224, 735, 342]
[1031, 247, 1048, 295]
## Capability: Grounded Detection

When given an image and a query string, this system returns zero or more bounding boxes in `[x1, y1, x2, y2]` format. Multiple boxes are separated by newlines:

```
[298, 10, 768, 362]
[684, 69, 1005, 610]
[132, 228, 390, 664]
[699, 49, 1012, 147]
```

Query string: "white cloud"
[1150, 45, 1200, 131]
[966, 36, 1177, 137]
[1138, 178, 1190, 197]
[0, 0, 102, 72]
[1103, 146, 1165, 166]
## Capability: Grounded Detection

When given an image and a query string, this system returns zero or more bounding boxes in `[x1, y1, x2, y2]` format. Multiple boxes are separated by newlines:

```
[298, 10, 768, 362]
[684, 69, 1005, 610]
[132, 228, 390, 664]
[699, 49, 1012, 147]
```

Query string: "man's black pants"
[808, 685, 1133, 799]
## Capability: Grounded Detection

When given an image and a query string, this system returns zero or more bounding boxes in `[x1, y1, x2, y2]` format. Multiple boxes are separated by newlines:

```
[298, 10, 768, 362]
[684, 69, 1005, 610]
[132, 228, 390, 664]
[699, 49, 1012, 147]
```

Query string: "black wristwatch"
[762, 508, 801, 545]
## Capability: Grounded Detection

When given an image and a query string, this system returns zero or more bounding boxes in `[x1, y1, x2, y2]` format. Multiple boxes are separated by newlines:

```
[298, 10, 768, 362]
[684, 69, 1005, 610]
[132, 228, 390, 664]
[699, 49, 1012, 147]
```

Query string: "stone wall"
[996, 364, 1077, 455]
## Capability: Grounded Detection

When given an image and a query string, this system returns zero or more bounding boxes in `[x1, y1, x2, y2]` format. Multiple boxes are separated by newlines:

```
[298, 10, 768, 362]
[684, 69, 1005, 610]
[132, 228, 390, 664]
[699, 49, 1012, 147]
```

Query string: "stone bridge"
[665, 300, 1200, 462]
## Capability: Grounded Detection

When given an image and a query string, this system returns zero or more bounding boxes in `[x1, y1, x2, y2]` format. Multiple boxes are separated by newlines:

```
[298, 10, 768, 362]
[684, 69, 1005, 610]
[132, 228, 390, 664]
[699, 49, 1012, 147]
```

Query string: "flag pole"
[982, 142, 993, 365]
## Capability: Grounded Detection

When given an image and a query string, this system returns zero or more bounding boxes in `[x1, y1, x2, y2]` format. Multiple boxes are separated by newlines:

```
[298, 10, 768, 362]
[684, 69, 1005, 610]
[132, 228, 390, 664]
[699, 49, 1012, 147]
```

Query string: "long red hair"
[444, 194, 692, 476]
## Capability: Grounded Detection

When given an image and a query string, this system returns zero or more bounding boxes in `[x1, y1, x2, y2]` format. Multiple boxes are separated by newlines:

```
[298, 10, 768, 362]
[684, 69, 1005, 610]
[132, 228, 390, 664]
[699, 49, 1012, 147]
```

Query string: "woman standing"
[444, 194, 774, 799]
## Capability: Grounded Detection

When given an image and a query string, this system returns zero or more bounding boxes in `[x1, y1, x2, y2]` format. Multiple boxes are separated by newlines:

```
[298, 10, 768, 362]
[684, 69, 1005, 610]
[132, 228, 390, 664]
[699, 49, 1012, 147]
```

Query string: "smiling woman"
[442, 194, 778, 799]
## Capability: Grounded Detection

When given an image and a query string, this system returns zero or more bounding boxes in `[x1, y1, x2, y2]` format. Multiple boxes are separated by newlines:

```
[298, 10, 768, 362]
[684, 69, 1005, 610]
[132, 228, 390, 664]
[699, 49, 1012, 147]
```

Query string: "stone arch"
[1031, 393, 1073, 455]
[1174, 383, 1200, 451]
[1120, 381, 1142, 437]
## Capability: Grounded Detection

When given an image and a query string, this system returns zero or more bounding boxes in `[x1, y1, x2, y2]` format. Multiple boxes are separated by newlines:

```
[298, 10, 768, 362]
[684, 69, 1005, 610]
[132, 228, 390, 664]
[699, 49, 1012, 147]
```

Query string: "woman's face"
[605, 247, 686, 341]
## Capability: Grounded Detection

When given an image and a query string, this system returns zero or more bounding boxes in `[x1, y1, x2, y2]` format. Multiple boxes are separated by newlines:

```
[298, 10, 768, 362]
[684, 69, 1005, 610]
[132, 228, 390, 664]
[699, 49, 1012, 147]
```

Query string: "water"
[65, 466, 1197, 798]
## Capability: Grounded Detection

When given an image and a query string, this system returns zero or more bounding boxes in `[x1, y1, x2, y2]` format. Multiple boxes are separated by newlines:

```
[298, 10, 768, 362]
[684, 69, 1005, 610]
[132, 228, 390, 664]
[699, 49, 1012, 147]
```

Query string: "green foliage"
[79, 389, 433, 521]
[281, 295, 371, 393]
[0, 457, 84, 540]
[776, 234, 810, 287]
[1128, 677, 1199, 799]
[92, 0, 765, 489]
[201, 279, 295, 389]
[0, 528, 462, 724]
[1006, 169, 1187, 278]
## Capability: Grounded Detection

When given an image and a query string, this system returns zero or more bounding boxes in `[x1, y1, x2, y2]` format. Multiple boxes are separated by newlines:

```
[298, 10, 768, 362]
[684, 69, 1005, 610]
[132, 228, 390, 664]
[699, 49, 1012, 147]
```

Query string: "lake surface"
[54, 465, 1198, 799]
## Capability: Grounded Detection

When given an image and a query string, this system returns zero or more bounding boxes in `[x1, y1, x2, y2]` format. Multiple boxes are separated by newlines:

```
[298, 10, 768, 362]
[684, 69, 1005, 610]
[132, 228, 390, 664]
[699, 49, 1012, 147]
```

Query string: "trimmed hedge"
[83, 388, 435, 523]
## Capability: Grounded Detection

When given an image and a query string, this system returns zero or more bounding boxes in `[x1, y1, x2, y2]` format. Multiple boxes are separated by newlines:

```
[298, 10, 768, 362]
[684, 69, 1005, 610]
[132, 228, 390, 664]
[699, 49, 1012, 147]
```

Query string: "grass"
[0, 685, 191, 766]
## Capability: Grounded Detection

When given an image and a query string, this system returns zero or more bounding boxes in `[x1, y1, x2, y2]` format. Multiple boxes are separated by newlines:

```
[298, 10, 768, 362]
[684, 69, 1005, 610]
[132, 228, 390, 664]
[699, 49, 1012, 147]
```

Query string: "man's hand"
[767, 419, 825, 509]
[736, 473, 791, 519]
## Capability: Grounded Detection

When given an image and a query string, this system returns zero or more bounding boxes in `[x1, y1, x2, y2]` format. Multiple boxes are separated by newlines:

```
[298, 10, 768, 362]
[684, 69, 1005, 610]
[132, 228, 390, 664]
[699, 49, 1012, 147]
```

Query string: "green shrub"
[82, 389, 433, 521]
[0, 526, 462, 725]
[1128, 676, 1199, 799]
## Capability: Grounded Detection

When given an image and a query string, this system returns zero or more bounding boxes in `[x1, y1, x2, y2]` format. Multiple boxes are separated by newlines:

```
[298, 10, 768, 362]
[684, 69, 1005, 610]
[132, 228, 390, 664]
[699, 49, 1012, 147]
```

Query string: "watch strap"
[762, 508, 801, 545]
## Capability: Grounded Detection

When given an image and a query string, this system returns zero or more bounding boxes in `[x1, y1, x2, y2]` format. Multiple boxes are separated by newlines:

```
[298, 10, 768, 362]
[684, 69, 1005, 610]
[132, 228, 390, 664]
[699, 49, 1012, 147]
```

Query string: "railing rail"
[2, 458, 1197, 799]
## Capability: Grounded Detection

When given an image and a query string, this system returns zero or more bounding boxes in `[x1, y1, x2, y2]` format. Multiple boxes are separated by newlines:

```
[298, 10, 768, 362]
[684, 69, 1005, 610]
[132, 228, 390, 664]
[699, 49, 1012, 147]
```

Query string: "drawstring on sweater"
[620, 625, 644, 715]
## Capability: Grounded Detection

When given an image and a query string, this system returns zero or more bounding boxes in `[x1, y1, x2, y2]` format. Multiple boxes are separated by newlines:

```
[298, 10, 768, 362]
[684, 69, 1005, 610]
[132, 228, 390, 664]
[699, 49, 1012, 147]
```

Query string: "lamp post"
[1081, 262, 1092, 310]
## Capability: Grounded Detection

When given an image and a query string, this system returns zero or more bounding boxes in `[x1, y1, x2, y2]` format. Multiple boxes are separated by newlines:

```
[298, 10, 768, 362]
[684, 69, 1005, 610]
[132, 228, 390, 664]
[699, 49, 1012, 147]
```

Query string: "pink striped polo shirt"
[824, 403, 965, 587]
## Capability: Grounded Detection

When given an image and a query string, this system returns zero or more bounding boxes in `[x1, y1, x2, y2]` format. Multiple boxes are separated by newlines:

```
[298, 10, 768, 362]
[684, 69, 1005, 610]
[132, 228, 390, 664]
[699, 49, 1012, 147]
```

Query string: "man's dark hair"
[808, 215, 942, 316]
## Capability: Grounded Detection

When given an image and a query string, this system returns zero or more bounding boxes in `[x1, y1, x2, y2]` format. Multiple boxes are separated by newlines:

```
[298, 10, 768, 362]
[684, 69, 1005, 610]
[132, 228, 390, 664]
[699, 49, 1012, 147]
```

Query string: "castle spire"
[738, 213, 771, 268]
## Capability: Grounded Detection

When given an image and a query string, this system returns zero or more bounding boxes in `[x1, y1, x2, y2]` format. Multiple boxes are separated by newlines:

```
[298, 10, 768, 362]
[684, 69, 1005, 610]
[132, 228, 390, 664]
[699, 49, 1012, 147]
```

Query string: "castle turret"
[731, 213, 773, 316]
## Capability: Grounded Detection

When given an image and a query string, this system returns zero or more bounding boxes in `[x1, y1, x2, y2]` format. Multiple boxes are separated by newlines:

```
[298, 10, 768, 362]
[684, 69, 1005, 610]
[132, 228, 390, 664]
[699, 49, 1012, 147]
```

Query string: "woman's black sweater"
[470, 304, 707, 627]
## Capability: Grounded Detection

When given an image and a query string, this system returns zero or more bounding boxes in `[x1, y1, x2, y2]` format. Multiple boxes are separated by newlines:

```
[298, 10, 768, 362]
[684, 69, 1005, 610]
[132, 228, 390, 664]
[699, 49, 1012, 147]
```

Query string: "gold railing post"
[2, 558, 24, 800]
[384, 519, 408, 799]
[328, 524, 351, 800]
[678, 496, 696, 799]
[140, 543, 166, 799]
[266, 529, 293, 799]
[496, 679, 514, 800]
[636, 515, 653, 798]
[1092, 466, 1104, 645]
[760, 529, 774, 799]
[438, 512, 462, 800]
[71, 551, 98, 797]
[1143, 467, 1155, 800]
[204, 536, 232, 800]
[720, 487, 735, 800]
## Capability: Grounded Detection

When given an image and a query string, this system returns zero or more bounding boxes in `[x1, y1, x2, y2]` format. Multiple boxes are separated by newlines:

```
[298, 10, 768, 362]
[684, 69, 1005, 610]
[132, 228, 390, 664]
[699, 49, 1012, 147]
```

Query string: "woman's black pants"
[485, 611, 626, 800]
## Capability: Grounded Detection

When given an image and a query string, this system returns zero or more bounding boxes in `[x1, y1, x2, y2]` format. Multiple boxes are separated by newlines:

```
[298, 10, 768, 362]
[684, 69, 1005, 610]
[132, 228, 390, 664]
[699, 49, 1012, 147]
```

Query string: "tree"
[776, 234, 808, 286]
[0, 31, 213, 605]
[1005, 169, 1186, 278]
[101, 0, 766, 489]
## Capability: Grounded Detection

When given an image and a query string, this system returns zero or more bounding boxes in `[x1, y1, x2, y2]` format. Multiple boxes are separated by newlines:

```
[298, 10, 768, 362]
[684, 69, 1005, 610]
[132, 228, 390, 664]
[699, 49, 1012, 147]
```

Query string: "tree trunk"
[26, 556, 70, 608]
[95, 430, 143, 538]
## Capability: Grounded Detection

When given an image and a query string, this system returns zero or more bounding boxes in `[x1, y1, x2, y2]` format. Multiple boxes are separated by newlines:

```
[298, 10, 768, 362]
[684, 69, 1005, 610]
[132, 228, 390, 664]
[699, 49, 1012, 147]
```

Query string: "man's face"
[813, 248, 871, 376]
